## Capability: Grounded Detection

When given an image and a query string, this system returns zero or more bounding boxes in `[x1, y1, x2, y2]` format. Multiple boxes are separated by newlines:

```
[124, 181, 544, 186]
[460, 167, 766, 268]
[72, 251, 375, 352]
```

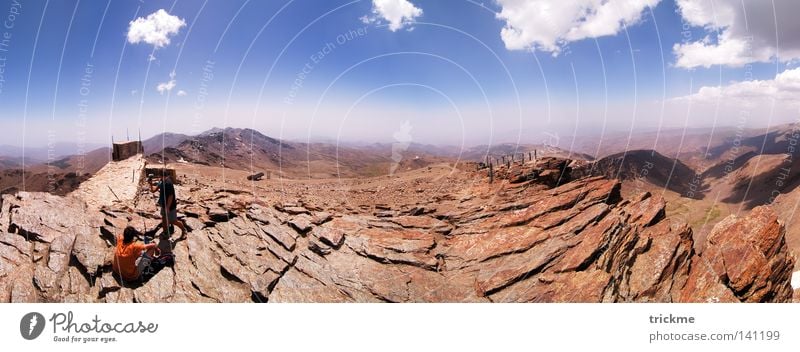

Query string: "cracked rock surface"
[0, 157, 795, 302]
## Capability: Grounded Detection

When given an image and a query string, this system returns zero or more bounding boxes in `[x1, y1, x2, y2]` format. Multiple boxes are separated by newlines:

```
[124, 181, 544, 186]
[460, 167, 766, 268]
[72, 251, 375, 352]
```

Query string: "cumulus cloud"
[157, 80, 176, 94]
[366, 0, 423, 32]
[127, 9, 186, 48]
[495, 0, 660, 54]
[674, 0, 800, 68]
[177, 90, 187, 96]
[673, 67, 800, 104]
[157, 71, 177, 95]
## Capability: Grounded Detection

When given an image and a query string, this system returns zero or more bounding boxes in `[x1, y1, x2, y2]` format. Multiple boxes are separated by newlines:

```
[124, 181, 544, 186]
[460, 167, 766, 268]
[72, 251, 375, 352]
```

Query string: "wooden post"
[528, 152, 532, 161]
[534, 149, 537, 161]
[489, 163, 494, 184]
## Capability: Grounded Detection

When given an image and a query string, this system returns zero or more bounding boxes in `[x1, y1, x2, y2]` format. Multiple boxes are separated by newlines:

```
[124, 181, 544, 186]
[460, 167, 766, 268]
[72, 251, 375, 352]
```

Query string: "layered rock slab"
[0, 157, 795, 303]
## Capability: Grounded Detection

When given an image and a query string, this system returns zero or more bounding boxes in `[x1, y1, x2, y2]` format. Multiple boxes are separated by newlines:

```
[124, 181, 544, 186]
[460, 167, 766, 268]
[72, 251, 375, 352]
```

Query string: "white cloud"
[127, 9, 186, 48]
[368, 0, 423, 32]
[157, 80, 176, 94]
[148, 54, 157, 62]
[157, 71, 177, 95]
[674, 0, 800, 68]
[495, 0, 660, 54]
[660, 68, 800, 128]
[177, 90, 187, 97]
[673, 67, 800, 104]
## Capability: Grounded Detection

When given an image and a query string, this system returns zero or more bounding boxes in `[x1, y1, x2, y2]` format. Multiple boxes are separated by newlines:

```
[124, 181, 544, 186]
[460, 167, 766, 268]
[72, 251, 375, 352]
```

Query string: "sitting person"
[112, 226, 158, 283]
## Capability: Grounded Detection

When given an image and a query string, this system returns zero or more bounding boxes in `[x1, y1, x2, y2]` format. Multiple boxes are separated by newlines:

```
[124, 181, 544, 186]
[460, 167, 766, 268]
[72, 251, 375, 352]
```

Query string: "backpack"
[139, 253, 176, 281]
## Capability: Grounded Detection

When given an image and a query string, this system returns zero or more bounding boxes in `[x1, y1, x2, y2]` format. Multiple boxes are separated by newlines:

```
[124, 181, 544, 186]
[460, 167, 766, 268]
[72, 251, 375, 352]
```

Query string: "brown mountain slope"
[142, 132, 190, 155]
[574, 149, 701, 197]
[0, 147, 110, 195]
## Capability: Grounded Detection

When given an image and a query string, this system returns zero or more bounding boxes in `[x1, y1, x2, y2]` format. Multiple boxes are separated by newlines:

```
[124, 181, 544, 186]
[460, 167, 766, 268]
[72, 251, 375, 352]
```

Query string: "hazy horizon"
[1, 120, 794, 153]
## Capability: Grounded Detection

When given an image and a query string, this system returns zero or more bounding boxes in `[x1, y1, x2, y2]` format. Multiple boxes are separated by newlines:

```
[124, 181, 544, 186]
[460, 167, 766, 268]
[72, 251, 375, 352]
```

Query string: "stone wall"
[71, 154, 145, 210]
[112, 141, 143, 161]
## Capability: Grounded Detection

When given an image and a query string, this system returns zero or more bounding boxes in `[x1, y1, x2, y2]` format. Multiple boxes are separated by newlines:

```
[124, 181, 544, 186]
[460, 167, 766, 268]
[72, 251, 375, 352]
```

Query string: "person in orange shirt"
[112, 226, 158, 283]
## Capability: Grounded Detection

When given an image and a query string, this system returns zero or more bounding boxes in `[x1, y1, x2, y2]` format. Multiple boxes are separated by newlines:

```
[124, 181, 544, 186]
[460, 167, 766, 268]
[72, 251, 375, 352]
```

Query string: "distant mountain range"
[0, 142, 107, 161]
[145, 127, 451, 178]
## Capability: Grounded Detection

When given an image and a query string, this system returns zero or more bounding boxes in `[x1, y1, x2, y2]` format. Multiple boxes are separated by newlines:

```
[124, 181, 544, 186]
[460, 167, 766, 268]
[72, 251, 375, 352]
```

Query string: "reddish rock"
[494, 187, 587, 228]
[2, 192, 92, 243]
[347, 228, 438, 270]
[60, 266, 96, 303]
[258, 222, 297, 252]
[207, 219, 289, 299]
[693, 207, 795, 302]
[312, 226, 345, 248]
[288, 214, 313, 235]
[626, 192, 666, 226]
[10, 265, 38, 303]
[678, 257, 739, 303]
[308, 239, 332, 256]
[312, 211, 333, 225]
[624, 221, 693, 301]
[555, 214, 621, 273]
[177, 228, 252, 302]
[389, 216, 452, 234]
[490, 270, 611, 303]
[134, 268, 175, 303]
[269, 268, 352, 303]
[444, 226, 549, 266]
[476, 236, 572, 295]
[279, 206, 310, 215]
[72, 226, 108, 275]
[0, 156, 794, 303]
[46, 232, 76, 274]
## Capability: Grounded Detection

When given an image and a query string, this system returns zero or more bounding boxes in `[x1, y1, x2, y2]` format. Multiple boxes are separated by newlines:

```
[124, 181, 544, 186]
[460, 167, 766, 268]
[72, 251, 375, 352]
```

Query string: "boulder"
[687, 207, 795, 302]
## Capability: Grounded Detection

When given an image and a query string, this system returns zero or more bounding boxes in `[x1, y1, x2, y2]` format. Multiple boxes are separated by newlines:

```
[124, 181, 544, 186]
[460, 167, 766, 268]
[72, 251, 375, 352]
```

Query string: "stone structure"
[71, 154, 145, 211]
[112, 141, 143, 162]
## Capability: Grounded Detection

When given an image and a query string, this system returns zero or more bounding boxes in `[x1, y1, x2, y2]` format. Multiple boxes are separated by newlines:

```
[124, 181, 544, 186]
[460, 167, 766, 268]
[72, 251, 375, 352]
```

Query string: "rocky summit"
[0, 156, 795, 303]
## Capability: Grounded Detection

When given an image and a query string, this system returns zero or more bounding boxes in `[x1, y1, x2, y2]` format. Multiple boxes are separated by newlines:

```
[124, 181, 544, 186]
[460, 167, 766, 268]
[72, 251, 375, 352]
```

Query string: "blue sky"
[0, 0, 797, 147]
